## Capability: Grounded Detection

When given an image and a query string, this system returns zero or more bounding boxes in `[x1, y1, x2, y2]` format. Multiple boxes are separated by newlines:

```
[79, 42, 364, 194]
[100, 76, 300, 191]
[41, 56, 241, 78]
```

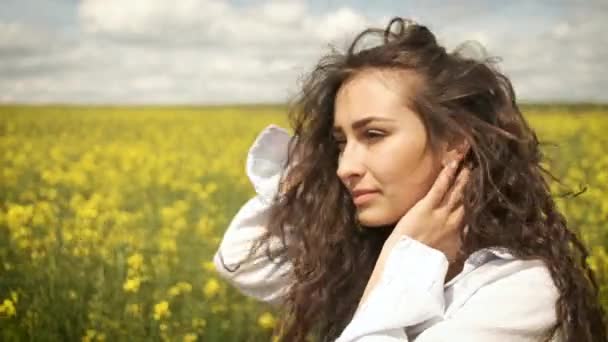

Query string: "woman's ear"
[441, 138, 470, 167]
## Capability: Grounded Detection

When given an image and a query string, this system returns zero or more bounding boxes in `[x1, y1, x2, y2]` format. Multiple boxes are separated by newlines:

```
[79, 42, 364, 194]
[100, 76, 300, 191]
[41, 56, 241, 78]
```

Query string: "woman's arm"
[213, 125, 296, 306]
[213, 195, 292, 306]
[335, 236, 560, 342]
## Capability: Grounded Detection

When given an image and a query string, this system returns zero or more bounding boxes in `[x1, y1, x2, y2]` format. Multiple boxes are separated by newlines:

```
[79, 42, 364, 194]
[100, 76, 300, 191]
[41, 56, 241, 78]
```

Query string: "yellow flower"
[159, 238, 177, 253]
[127, 253, 144, 271]
[82, 329, 97, 342]
[123, 277, 141, 293]
[7, 204, 33, 229]
[192, 317, 207, 329]
[203, 278, 220, 299]
[153, 301, 171, 320]
[0, 299, 16, 317]
[178, 281, 192, 293]
[168, 281, 192, 297]
[201, 261, 216, 272]
[125, 303, 141, 316]
[258, 312, 276, 330]
[168, 286, 181, 298]
[183, 333, 198, 342]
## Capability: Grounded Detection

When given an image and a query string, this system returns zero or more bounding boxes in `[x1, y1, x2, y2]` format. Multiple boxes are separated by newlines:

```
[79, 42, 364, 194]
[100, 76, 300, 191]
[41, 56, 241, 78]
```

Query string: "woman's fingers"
[443, 167, 471, 211]
[426, 159, 460, 207]
[447, 202, 466, 229]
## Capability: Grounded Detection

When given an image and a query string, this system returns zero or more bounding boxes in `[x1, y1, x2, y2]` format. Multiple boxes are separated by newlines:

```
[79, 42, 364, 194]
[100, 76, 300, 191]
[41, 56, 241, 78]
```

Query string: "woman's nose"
[336, 144, 365, 186]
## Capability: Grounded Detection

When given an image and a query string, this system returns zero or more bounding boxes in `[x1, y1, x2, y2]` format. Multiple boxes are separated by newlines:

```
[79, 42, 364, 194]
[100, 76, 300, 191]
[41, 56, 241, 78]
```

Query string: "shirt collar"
[444, 247, 515, 288]
[465, 246, 516, 267]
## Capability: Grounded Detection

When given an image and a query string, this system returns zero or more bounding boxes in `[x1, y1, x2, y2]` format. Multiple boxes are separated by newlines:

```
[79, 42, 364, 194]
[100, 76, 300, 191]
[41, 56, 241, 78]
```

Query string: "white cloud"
[0, 0, 606, 103]
[260, 0, 307, 25]
[0, 22, 59, 56]
[315, 8, 369, 42]
[0, 0, 380, 104]
[426, 3, 608, 102]
[78, 0, 371, 48]
[79, 0, 231, 39]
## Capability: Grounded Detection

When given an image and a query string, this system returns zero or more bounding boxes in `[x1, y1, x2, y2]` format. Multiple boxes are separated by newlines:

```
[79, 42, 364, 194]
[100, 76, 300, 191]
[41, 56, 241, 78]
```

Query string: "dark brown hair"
[229, 17, 607, 341]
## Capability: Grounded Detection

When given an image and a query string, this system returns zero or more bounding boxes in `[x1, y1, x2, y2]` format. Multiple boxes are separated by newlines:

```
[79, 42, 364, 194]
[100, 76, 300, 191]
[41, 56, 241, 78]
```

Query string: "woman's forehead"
[333, 69, 422, 130]
[339, 67, 423, 95]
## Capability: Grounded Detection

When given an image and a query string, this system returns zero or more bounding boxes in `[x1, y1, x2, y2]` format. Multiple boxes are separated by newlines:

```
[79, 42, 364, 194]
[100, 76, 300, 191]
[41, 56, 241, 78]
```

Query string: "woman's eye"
[334, 130, 383, 152]
[365, 130, 384, 140]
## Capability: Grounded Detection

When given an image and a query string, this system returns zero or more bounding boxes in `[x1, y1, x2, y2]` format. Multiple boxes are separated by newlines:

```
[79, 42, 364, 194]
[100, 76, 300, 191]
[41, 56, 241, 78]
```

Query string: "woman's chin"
[356, 207, 398, 228]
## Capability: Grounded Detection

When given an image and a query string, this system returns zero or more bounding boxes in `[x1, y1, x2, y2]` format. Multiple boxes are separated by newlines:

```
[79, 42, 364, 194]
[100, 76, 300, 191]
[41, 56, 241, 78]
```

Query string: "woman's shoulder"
[464, 249, 557, 294]
[452, 251, 559, 318]
[446, 253, 561, 338]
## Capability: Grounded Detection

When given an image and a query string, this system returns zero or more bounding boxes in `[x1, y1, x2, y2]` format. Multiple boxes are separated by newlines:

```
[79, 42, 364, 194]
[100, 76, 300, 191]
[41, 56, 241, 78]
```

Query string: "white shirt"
[213, 125, 563, 342]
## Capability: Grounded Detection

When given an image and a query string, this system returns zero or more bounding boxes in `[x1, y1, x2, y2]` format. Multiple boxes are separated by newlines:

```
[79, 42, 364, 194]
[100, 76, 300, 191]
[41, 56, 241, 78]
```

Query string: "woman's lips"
[353, 191, 379, 206]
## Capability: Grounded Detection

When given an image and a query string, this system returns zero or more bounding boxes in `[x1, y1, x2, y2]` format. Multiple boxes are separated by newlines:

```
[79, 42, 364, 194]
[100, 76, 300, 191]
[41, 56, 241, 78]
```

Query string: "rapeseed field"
[1, 105, 606, 341]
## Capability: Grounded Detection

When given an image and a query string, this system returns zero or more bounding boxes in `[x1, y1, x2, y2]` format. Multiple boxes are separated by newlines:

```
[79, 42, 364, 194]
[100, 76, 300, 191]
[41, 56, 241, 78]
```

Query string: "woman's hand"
[356, 159, 471, 309]
[387, 157, 471, 263]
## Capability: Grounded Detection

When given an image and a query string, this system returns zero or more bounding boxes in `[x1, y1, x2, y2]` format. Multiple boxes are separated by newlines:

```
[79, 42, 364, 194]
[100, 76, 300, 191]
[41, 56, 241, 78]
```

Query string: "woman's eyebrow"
[332, 116, 395, 133]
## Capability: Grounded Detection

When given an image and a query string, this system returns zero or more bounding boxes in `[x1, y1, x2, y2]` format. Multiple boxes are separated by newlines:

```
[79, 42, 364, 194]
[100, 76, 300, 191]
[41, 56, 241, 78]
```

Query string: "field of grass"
[0, 105, 607, 341]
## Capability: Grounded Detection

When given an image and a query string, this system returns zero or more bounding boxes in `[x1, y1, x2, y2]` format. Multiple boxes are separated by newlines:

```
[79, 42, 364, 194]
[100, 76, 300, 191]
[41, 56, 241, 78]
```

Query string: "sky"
[1, 0, 606, 104]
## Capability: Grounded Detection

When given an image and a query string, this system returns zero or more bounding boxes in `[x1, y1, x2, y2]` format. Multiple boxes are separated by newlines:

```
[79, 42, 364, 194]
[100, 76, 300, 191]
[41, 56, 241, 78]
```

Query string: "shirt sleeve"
[335, 238, 561, 342]
[335, 235, 449, 342]
[213, 124, 295, 306]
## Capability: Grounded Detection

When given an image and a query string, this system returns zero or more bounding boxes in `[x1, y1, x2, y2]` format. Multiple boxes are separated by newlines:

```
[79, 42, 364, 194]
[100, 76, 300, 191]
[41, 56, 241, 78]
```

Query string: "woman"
[213, 17, 606, 341]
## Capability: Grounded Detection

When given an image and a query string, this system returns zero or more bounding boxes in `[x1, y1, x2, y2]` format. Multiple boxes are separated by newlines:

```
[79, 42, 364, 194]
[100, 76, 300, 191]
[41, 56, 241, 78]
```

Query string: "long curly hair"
[233, 17, 607, 341]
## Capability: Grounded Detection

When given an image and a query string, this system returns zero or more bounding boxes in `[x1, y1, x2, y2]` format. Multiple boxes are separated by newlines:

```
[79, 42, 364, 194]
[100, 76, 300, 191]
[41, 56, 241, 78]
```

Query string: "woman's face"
[333, 69, 445, 227]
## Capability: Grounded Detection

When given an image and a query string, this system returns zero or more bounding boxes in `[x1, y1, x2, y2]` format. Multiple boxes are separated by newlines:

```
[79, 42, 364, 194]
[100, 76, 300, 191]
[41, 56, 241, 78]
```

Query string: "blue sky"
[1, 0, 606, 104]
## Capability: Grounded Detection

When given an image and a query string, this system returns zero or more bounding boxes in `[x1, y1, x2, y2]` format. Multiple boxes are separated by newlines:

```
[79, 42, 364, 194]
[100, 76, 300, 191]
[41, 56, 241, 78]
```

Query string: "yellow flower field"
[0, 105, 607, 340]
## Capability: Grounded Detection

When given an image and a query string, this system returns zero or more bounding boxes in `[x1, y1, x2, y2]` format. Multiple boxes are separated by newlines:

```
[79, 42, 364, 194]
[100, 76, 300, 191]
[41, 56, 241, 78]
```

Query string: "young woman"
[213, 17, 606, 342]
